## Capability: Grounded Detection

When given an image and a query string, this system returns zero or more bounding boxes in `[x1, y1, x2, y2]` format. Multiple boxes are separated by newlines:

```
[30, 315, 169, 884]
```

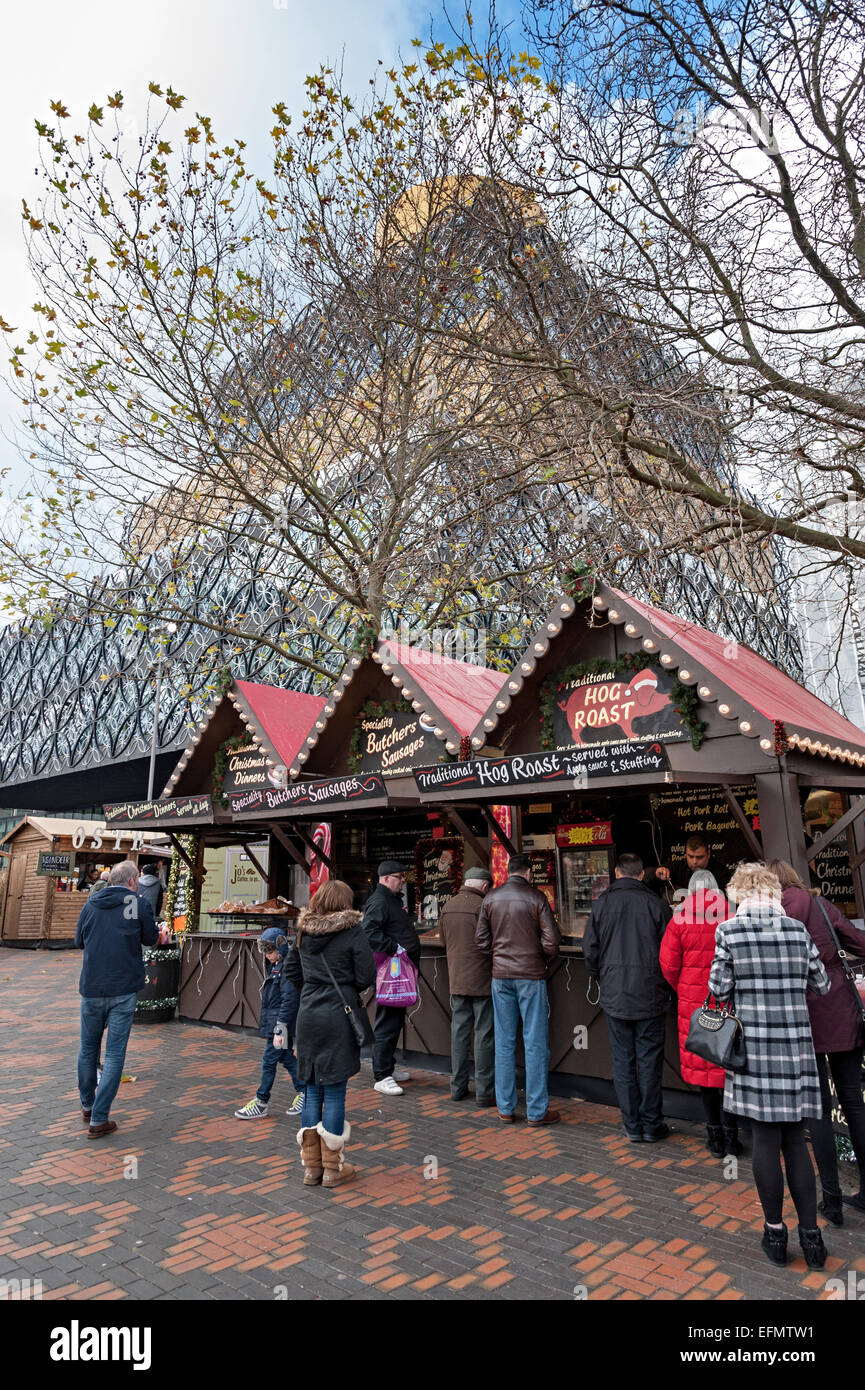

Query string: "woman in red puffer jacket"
[659, 871, 739, 1158]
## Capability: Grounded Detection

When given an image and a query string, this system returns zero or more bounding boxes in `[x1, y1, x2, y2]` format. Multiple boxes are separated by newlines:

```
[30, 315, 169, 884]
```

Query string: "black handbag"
[686, 995, 747, 1073]
[319, 942, 374, 1049]
[815, 897, 865, 1028]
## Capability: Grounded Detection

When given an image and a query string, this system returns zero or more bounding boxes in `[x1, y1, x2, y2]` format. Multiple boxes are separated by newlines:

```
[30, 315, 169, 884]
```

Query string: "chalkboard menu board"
[529, 850, 556, 912]
[37, 851, 75, 877]
[648, 783, 756, 869]
[357, 709, 443, 777]
[552, 667, 685, 749]
[415, 838, 462, 928]
[803, 788, 857, 915]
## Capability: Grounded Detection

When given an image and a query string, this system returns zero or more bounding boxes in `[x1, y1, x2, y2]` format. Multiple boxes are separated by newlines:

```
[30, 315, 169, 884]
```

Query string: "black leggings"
[750, 1120, 817, 1227]
[809, 1048, 865, 1197]
[699, 1087, 737, 1129]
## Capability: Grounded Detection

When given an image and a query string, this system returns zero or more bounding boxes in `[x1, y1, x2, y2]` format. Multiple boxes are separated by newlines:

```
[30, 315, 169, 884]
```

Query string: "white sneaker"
[392, 1067, 411, 1082]
[374, 1077, 404, 1096]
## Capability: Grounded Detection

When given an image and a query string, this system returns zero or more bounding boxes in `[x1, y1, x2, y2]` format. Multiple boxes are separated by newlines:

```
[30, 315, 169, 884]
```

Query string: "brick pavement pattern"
[1, 949, 863, 1301]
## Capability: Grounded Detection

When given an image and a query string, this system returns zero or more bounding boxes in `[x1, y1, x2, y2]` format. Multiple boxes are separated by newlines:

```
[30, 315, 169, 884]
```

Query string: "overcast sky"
[0, 0, 522, 488]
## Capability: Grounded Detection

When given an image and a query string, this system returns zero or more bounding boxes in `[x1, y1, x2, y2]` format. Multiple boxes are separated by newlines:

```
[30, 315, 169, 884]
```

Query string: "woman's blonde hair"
[308, 879, 354, 914]
[727, 862, 783, 904]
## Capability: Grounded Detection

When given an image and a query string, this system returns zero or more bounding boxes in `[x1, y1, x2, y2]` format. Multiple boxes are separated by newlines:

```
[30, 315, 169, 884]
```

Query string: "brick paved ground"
[1, 949, 864, 1302]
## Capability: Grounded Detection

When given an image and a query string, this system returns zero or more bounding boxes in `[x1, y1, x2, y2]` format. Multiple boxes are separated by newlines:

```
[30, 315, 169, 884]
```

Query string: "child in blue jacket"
[234, 926, 302, 1118]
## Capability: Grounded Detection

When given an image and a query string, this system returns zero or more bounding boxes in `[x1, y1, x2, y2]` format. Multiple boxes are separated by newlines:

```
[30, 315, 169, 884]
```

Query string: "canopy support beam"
[268, 822, 310, 878]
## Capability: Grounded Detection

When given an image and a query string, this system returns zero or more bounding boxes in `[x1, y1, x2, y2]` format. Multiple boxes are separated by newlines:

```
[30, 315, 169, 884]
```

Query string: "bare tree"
[428, 2, 865, 596]
[1, 82, 593, 678]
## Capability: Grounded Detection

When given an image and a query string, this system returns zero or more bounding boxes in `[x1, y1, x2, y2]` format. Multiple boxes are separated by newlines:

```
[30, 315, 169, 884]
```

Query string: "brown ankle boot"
[297, 1126, 324, 1185]
[317, 1121, 356, 1188]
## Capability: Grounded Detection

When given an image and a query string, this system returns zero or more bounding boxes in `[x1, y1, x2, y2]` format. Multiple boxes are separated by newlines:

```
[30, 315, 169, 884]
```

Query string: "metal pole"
[147, 661, 163, 801]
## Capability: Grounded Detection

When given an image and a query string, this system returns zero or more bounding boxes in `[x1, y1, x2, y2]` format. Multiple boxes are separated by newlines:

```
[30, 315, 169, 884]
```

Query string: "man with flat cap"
[439, 868, 495, 1106]
[361, 860, 422, 1096]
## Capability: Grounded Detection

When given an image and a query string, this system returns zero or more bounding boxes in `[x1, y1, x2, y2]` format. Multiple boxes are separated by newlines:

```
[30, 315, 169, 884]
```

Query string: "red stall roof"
[379, 641, 509, 738]
[612, 589, 865, 754]
[233, 681, 328, 770]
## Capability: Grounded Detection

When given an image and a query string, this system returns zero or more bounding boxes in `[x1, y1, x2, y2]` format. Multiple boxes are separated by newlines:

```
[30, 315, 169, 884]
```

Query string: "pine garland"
[351, 618, 379, 657]
[539, 653, 707, 751]
[166, 834, 198, 932]
[348, 698, 413, 772]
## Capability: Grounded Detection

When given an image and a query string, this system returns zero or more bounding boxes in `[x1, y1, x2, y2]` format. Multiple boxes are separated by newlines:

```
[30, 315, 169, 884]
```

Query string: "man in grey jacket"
[475, 854, 561, 1126]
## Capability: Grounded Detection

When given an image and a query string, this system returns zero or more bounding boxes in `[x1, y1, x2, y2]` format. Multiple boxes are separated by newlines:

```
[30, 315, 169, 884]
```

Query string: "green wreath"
[348, 698, 413, 772]
[539, 653, 706, 751]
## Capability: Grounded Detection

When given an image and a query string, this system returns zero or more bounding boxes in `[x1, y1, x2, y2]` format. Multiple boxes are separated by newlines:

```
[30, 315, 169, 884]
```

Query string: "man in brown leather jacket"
[439, 869, 495, 1106]
[475, 854, 561, 1126]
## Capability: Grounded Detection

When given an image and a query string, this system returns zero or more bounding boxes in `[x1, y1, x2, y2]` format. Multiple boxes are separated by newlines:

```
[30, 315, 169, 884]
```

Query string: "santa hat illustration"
[625, 668, 660, 706]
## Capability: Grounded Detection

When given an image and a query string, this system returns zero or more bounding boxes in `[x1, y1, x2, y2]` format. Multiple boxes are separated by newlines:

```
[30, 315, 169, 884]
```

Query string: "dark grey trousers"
[450, 993, 495, 1100]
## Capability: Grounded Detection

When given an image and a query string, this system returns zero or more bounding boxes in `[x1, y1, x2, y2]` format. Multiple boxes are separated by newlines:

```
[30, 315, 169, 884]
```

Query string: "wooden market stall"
[403, 582, 865, 1114]
[104, 678, 328, 1025]
[0, 817, 171, 947]
[99, 603, 865, 1122]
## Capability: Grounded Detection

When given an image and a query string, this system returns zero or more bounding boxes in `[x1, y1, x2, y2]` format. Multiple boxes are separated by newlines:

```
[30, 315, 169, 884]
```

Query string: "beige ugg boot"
[297, 1125, 324, 1185]
[317, 1121, 356, 1188]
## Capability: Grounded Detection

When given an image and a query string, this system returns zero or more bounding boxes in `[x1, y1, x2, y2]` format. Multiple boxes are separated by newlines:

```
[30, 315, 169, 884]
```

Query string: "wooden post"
[191, 834, 206, 931]
[755, 769, 810, 882]
[443, 805, 490, 868]
[843, 794, 865, 920]
[268, 822, 312, 877]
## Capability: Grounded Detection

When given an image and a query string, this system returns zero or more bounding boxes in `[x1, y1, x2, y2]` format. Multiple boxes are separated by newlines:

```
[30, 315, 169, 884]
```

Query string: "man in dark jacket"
[439, 869, 494, 1105]
[475, 854, 561, 1125]
[234, 926, 302, 1120]
[362, 860, 422, 1096]
[75, 859, 159, 1138]
[583, 852, 673, 1143]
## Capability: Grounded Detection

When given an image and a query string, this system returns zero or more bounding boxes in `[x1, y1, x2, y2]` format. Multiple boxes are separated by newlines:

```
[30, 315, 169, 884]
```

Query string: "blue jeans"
[491, 978, 550, 1121]
[257, 1040, 300, 1103]
[301, 1081, 347, 1135]
[78, 993, 138, 1126]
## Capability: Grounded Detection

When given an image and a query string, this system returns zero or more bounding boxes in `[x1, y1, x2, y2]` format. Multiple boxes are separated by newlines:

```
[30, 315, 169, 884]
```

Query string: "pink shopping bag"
[374, 950, 418, 1007]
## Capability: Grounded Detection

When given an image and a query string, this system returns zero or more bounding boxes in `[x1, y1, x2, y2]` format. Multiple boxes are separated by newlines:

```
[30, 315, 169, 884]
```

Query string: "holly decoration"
[459, 735, 472, 761]
[774, 720, 789, 755]
[347, 698, 413, 772]
[539, 653, 707, 751]
[351, 617, 378, 657]
[562, 561, 594, 600]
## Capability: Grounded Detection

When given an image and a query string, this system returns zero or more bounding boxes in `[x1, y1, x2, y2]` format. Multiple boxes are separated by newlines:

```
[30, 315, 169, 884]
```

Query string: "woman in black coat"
[283, 880, 375, 1188]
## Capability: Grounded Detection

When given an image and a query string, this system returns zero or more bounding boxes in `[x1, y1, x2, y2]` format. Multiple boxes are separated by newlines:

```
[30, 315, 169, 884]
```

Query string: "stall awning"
[103, 796, 214, 830]
[379, 641, 509, 739]
[607, 588, 865, 766]
[227, 772, 389, 820]
[469, 583, 865, 771]
[295, 637, 511, 776]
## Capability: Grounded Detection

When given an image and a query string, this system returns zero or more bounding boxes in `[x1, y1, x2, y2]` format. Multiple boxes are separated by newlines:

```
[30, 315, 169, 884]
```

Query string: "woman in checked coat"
[708, 863, 830, 1270]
